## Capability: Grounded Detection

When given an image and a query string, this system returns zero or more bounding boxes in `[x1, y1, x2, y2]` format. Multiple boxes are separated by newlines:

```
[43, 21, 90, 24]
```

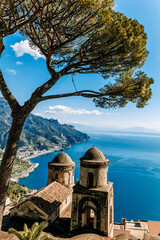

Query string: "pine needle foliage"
[20, 0, 153, 108]
[94, 70, 154, 108]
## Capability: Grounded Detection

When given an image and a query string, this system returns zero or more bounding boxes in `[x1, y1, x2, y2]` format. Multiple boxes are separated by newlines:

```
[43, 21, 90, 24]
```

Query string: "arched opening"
[79, 197, 100, 230]
[83, 207, 96, 229]
[55, 173, 58, 180]
[88, 172, 94, 187]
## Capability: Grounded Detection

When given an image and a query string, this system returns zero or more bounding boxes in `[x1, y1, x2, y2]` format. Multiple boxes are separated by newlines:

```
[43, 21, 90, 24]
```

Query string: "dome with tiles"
[51, 152, 75, 166]
[81, 147, 106, 162]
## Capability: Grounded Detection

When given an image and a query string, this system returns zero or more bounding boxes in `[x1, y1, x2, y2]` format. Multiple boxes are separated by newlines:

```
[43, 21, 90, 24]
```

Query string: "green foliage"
[94, 70, 154, 108]
[8, 221, 54, 240]
[12, 158, 31, 174]
[8, 181, 32, 203]
[20, 0, 153, 108]
[0, 0, 153, 109]
[83, 12, 148, 77]
[0, 0, 50, 36]
[22, 3, 147, 76]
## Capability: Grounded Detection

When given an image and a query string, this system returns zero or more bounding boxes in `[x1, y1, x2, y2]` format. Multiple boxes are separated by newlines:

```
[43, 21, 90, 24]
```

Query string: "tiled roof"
[30, 181, 72, 215]
[148, 221, 160, 235]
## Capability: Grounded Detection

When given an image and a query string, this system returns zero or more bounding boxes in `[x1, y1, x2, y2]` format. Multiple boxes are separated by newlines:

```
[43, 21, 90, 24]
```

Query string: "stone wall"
[47, 165, 75, 188]
[79, 165, 108, 188]
[71, 182, 113, 237]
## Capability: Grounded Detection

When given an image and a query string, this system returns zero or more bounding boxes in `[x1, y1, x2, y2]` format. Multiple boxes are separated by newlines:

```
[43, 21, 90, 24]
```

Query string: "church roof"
[30, 181, 72, 215]
[11, 181, 72, 216]
[50, 152, 75, 166]
[81, 147, 107, 162]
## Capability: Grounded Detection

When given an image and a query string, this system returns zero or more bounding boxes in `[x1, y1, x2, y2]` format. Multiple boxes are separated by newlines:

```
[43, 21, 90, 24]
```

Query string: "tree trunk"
[0, 36, 5, 57]
[0, 116, 25, 228]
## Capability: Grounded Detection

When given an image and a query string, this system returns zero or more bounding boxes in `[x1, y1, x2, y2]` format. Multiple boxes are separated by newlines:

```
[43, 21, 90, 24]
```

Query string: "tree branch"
[39, 90, 108, 101]
[0, 0, 53, 37]
[23, 73, 61, 110]
[37, 80, 145, 103]
[0, 70, 20, 111]
[0, 0, 9, 16]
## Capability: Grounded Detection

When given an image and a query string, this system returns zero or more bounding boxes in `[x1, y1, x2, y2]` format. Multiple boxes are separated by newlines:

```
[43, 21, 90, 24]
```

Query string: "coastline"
[18, 138, 90, 162]
[10, 162, 39, 183]
[10, 146, 67, 183]
[21, 147, 63, 161]
[9, 139, 89, 184]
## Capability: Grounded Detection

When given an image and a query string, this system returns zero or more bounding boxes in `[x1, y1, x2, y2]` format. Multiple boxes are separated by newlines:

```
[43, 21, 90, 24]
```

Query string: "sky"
[0, 0, 160, 133]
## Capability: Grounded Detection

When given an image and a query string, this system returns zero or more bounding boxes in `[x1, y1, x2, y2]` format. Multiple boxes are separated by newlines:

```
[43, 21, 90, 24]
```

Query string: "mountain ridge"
[0, 97, 90, 152]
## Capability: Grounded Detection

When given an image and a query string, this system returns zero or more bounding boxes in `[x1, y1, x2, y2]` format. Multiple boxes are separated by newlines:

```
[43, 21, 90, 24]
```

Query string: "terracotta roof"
[11, 181, 72, 217]
[30, 181, 72, 215]
[148, 221, 160, 235]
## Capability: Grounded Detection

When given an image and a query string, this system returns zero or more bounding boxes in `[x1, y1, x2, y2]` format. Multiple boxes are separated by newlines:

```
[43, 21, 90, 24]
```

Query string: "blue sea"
[18, 131, 160, 223]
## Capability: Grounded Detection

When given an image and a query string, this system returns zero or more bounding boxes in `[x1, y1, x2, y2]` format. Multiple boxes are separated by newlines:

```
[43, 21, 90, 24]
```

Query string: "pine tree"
[0, 0, 153, 225]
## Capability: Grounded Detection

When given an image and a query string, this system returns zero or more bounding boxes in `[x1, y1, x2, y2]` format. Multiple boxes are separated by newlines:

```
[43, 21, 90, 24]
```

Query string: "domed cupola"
[47, 152, 75, 188]
[79, 147, 109, 188]
[81, 147, 107, 162]
[52, 152, 75, 166]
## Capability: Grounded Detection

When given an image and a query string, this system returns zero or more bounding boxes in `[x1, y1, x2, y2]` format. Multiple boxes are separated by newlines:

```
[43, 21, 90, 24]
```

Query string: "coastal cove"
[19, 131, 160, 223]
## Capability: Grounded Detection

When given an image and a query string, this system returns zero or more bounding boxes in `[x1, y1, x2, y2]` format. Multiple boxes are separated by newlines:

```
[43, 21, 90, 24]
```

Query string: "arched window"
[55, 173, 58, 180]
[88, 172, 94, 187]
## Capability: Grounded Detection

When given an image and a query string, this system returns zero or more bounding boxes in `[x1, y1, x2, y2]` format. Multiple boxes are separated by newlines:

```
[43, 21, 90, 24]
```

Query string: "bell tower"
[47, 152, 75, 188]
[71, 147, 114, 237]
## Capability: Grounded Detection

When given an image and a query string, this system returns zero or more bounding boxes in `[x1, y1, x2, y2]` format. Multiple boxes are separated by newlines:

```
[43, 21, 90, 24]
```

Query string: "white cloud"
[7, 68, 16, 75]
[10, 40, 45, 60]
[16, 61, 23, 65]
[36, 105, 103, 116]
[47, 105, 103, 115]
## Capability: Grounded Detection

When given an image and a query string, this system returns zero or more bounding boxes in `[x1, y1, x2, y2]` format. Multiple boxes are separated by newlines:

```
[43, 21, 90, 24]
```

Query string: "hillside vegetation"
[8, 181, 32, 203]
[0, 97, 90, 151]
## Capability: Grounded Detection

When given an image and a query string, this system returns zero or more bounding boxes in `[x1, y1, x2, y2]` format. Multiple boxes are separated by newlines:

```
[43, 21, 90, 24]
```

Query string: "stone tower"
[71, 147, 114, 237]
[47, 152, 75, 188]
